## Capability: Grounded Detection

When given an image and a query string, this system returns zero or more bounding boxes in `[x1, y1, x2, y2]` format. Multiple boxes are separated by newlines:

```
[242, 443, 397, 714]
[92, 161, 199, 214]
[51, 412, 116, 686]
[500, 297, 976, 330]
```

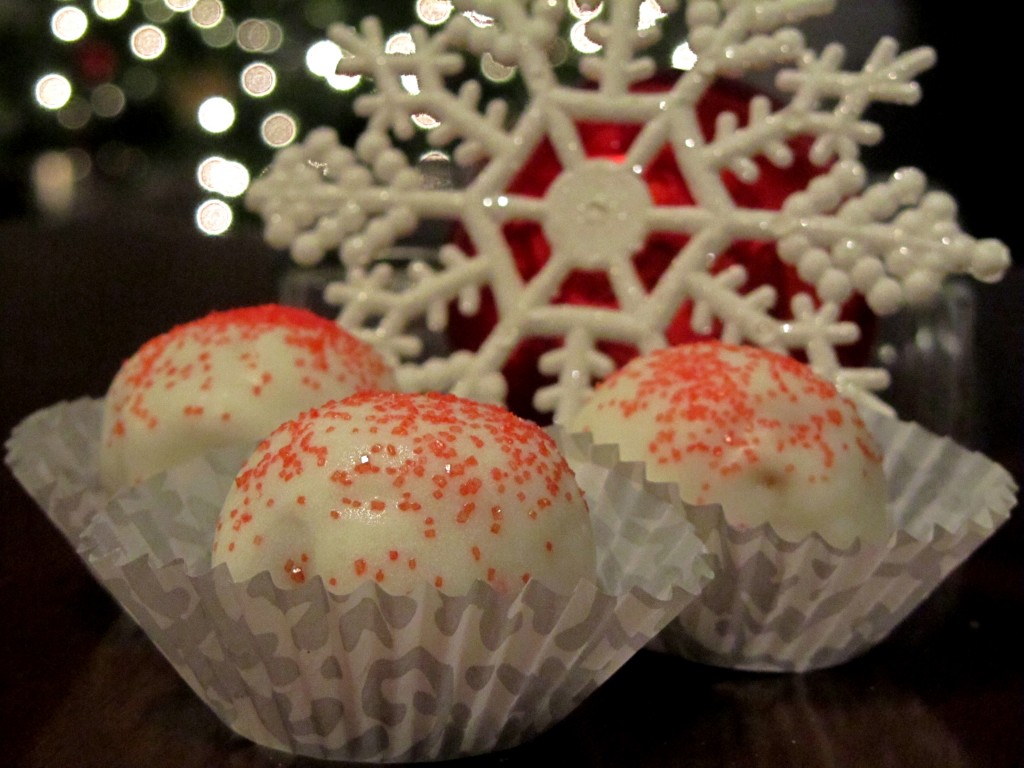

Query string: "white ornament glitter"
[246, 0, 1010, 423]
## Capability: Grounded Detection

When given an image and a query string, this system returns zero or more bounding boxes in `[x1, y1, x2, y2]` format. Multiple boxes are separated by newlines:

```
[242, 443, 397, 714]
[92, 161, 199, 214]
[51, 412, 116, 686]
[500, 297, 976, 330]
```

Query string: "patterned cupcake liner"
[557, 408, 1017, 672]
[5, 399, 712, 762]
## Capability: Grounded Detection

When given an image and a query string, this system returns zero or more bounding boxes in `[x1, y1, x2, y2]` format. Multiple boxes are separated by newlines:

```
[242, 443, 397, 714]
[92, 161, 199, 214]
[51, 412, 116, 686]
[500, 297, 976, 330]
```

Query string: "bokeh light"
[91, 83, 127, 118]
[385, 34, 423, 101]
[190, 0, 225, 28]
[92, 0, 130, 21]
[306, 39, 361, 91]
[261, 112, 298, 147]
[570, 20, 601, 53]
[671, 41, 698, 70]
[19, 0, 702, 239]
[412, 113, 439, 129]
[199, 17, 235, 47]
[197, 96, 235, 133]
[305, 39, 338, 76]
[51, 7, 89, 42]
[241, 62, 277, 97]
[195, 199, 233, 234]
[197, 156, 250, 197]
[35, 74, 73, 110]
[567, 1, 602, 21]
[416, 0, 453, 26]
[462, 10, 494, 27]
[481, 52, 516, 83]
[130, 25, 168, 60]
[32, 151, 78, 217]
[385, 31, 417, 56]
[143, 1, 174, 24]
[637, 0, 666, 30]
[383, 32, 440, 130]
[237, 18, 283, 53]
[57, 96, 92, 129]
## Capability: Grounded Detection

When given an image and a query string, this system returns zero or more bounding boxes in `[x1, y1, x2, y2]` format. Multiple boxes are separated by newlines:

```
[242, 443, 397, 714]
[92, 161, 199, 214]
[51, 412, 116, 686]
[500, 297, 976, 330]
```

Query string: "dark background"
[1, 3, 1021, 767]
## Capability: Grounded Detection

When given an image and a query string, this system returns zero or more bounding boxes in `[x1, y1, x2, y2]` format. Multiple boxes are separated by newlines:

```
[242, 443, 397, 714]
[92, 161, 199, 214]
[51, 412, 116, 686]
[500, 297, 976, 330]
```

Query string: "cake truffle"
[211, 391, 596, 595]
[568, 341, 888, 549]
[100, 304, 394, 490]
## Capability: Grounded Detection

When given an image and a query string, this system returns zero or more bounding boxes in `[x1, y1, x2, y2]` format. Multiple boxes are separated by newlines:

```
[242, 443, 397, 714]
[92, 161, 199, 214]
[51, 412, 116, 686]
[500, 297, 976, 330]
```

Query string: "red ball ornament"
[74, 39, 120, 86]
[448, 76, 874, 423]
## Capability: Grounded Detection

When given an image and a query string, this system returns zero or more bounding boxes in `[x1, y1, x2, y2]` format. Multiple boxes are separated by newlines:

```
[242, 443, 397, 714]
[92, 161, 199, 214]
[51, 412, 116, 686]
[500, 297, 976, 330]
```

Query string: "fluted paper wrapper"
[558, 409, 1016, 673]
[6, 399, 712, 762]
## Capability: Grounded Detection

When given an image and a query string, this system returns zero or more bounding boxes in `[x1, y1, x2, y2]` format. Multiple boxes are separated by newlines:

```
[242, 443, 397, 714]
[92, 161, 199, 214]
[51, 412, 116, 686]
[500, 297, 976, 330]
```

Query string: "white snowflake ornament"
[246, 0, 1011, 423]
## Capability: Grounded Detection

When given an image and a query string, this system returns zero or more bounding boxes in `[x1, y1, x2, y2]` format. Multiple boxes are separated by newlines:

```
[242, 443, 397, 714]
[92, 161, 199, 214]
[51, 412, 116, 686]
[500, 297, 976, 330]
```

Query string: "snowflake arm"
[527, 305, 656, 421]
[685, 267, 781, 344]
[324, 263, 424, 360]
[698, 38, 937, 177]
[579, 0, 670, 94]
[685, 0, 831, 74]
[426, 80, 512, 166]
[324, 245, 491, 365]
[535, 326, 619, 420]
[329, 19, 463, 141]
[776, 37, 937, 164]
[774, 163, 1011, 314]
[246, 127, 424, 266]
[780, 294, 878, 386]
[248, 126, 506, 268]
[329, 16, 522, 165]
[451, 0, 563, 95]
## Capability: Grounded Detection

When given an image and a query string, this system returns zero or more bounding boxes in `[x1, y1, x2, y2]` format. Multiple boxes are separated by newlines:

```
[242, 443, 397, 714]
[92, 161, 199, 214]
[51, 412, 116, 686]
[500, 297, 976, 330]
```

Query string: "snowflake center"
[542, 160, 652, 269]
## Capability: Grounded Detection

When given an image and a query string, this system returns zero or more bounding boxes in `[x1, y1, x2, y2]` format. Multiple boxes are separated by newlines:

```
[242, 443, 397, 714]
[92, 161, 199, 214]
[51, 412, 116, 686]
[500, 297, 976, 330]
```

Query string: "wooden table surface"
[2, 205, 1021, 768]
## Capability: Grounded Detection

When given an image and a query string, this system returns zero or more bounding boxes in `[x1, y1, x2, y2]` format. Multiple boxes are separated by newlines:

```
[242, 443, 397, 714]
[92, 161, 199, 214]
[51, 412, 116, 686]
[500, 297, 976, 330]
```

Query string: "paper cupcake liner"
[558, 409, 1017, 673]
[5, 400, 712, 762]
[6, 397, 110, 547]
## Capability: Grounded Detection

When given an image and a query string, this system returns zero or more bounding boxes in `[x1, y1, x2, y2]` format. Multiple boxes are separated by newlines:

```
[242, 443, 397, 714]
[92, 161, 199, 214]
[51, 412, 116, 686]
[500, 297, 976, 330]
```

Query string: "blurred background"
[0, 0, 1019, 455]
[0, 0, 1015, 247]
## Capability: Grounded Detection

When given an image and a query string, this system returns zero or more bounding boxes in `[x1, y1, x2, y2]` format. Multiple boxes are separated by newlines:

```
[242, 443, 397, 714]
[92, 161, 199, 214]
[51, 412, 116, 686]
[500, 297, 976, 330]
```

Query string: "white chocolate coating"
[211, 391, 595, 595]
[100, 305, 394, 490]
[569, 342, 888, 549]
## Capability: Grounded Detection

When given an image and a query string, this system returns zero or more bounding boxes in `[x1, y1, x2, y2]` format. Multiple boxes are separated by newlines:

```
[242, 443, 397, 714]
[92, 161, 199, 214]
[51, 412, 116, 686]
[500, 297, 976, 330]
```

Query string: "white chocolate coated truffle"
[569, 342, 888, 549]
[100, 305, 394, 490]
[211, 391, 596, 595]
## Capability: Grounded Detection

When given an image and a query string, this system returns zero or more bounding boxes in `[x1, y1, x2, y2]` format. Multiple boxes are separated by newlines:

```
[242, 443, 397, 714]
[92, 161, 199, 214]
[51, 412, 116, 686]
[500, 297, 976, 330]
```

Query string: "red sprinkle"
[215, 390, 587, 593]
